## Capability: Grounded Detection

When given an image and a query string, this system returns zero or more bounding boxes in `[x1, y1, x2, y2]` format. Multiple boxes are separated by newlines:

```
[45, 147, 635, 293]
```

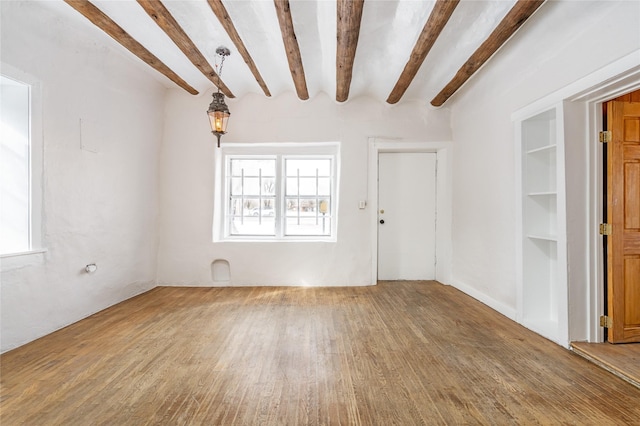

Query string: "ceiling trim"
[63, 0, 198, 95]
[387, 0, 460, 105]
[431, 0, 546, 107]
[336, 0, 364, 103]
[274, 0, 309, 101]
[207, 0, 271, 97]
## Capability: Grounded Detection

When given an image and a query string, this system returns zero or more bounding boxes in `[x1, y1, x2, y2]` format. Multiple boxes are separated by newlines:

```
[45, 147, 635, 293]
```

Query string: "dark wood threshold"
[571, 341, 640, 389]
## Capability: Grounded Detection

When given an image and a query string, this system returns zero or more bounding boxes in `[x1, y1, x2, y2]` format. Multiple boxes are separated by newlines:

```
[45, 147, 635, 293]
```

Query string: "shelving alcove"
[515, 104, 569, 347]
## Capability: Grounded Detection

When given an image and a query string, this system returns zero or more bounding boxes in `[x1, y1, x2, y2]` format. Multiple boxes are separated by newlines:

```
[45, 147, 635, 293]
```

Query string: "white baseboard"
[448, 278, 517, 321]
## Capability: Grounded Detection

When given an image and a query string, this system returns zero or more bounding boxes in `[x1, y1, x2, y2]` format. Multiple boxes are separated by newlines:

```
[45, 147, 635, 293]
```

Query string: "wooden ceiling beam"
[336, 0, 364, 103]
[137, 0, 233, 98]
[387, 0, 459, 104]
[431, 0, 545, 107]
[207, 0, 271, 97]
[273, 0, 309, 100]
[64, 0, 198, 95]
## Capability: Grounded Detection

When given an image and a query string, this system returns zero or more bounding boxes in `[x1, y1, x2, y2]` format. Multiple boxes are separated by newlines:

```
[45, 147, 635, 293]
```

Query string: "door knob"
[379, 219, 385, 224]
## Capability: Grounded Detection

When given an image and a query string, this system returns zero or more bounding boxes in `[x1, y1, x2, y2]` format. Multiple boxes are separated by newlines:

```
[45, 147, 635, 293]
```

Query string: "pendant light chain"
[214, 46, 230, 93]
[215, 52, 226, 93]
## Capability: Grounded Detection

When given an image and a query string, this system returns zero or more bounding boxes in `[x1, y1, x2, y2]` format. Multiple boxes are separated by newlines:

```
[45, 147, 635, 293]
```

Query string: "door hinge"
[600, 315, 612, 328]
[599, 223, 612, 235]
[599, 131, 611, 143]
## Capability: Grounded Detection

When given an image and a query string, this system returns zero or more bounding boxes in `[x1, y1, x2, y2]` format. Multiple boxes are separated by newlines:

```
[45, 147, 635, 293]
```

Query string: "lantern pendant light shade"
[207, 46, 231, 148]
[207, 92, 230, 147]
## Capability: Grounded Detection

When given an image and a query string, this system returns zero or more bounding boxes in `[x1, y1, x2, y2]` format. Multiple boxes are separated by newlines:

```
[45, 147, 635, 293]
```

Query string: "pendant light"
[207, 46, 231, 148]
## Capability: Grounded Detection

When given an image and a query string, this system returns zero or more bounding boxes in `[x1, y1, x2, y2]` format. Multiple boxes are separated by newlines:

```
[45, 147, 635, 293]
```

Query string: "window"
[0, 70, 43, 255]
[217, 143, 339, 241]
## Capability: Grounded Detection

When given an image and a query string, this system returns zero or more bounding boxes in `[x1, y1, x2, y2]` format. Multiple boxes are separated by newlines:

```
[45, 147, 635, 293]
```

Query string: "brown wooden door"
[606, 92, 640, 343]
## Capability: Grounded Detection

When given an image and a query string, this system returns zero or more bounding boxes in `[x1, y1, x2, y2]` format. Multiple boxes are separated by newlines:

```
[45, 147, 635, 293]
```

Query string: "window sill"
[216, 237, 337, 243]
[1, 248, 47, 259]
[0, 249, 47, 271]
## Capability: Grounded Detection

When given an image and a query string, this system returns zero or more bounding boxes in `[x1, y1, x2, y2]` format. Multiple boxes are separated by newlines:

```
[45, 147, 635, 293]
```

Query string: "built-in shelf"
[516, 105, 568, 347]
[526, 144, 556, 155]
[527, 234, 558, 242]
[523, 319, 560, 342]
[528, 191, 557, 196]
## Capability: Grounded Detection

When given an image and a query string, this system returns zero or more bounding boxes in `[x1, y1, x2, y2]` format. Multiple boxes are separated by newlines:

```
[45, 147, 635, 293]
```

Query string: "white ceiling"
[60, 0, 528, 105]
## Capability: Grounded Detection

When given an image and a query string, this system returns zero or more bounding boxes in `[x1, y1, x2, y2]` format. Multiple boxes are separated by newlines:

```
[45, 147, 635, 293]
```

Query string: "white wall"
[157, 91, 452, 286]
[5, 0, 634, 353]
[0, 1, 165, 352]
[448, 1, 640, 318]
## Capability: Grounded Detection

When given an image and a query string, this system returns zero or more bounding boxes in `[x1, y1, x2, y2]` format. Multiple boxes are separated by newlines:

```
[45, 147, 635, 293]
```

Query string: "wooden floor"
[572, 341, 640, 389]
[2, 281, 640, 425]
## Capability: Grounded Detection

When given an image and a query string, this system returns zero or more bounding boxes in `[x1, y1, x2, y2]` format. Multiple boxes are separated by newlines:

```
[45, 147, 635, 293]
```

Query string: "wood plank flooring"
[2, 281, 640, 425]
[571, 341, 640, 388]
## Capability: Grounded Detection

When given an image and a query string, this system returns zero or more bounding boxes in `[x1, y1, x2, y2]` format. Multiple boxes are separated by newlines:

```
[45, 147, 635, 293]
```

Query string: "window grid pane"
[228, 158, 276, 235]
[283, 158, 332, 236]
[225, 155, 334, 238]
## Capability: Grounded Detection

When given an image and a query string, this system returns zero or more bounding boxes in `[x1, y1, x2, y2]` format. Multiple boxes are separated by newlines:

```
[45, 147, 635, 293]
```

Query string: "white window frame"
[0, 64, 44, 259]
[213, 142, 340, 242]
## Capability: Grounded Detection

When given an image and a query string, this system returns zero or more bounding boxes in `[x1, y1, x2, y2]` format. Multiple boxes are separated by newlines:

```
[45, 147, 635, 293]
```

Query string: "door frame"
[576, 68, 640, 343]
[512, 49, 640, 343]
[368, 138, 452, 285]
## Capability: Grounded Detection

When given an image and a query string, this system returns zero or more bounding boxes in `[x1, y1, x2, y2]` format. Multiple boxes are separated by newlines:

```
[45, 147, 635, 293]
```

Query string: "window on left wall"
[0, 73, 42, 255]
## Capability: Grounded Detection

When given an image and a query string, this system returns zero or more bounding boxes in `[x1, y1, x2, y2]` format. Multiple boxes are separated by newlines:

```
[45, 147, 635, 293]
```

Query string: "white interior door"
[378, 152, 437, 280]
